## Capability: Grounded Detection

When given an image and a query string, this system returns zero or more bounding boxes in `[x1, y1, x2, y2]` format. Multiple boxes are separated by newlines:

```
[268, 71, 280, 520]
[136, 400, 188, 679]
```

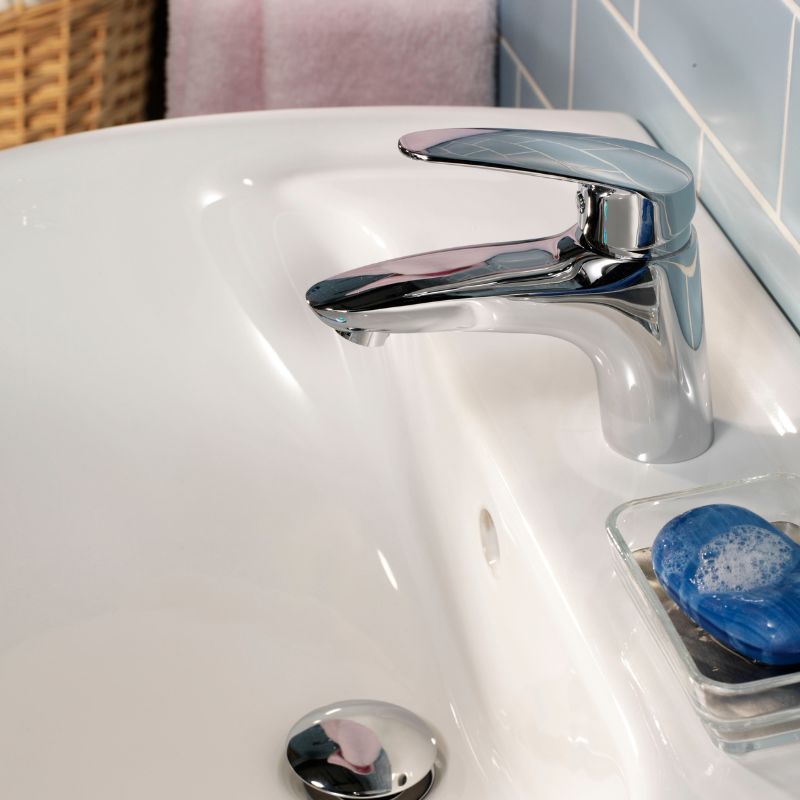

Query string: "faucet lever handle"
[399, 128, 695, 255]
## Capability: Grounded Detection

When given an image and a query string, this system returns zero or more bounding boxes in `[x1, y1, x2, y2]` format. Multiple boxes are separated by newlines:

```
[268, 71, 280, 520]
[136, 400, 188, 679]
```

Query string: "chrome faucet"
[306, 128, 713, 463]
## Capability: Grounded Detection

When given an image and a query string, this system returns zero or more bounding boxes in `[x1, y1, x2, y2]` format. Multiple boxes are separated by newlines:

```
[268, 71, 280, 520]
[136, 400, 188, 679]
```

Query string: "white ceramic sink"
[3, 107, 800, 799]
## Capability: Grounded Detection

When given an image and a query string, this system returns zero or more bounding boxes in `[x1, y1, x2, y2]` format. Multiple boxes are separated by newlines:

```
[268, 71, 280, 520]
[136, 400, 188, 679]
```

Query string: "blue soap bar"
[652, 503, 800, 665]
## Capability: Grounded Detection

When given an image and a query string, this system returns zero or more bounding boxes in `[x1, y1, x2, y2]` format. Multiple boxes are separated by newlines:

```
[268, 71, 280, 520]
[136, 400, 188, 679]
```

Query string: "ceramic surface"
[3, 107, 800, 798]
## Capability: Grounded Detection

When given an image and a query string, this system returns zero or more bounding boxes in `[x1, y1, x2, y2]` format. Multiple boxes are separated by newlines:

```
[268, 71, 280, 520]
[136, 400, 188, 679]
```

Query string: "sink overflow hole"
[479, 508, 500, 576]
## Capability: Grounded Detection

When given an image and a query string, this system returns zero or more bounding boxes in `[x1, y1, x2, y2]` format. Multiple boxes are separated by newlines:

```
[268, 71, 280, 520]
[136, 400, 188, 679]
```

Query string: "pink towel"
[167, 0, 496, 118]
[167, 0, 265, 118]
[262, 0, 496, 109]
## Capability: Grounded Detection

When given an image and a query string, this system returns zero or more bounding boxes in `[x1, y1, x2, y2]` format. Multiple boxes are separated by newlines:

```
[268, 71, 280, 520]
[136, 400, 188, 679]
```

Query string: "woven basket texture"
[0, 0, 154, 149]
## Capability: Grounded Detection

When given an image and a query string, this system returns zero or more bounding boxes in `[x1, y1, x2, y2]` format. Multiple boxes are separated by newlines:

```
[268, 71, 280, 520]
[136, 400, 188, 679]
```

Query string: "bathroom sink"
[3, 107, 800, 798]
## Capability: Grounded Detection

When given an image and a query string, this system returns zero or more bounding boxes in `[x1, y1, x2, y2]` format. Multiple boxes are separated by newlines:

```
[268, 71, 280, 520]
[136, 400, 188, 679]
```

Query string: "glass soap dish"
[607, 473, 800, 753]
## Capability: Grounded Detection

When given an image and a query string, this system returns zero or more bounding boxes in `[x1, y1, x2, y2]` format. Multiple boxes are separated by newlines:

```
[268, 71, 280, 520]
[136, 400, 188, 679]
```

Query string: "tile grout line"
[783, 0, 800, 19]
[601, 0, 800, 258]
[500, 37, 554, 109]
[568, 0, 578, 109]
[696, 134, 704, 194]
[777, 15, 796, 215]
[633, 0, 640, 34]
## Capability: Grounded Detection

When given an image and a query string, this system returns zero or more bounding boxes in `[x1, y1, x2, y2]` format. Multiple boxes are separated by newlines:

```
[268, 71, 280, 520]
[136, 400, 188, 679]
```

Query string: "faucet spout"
[308, 228, 650, 334]
[336, 329, 390, 347]
[305, 128, 714, 463]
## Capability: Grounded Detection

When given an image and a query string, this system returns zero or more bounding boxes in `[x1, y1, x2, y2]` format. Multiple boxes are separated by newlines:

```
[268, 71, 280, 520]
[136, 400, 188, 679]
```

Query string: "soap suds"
[656, 537, 694, 582]
[694, 525, 793, 594]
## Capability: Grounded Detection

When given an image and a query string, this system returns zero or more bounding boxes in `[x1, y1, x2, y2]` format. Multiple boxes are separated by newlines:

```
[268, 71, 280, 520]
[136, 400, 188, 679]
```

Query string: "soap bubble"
[694, 525, 793, 594]
[656, 536, 695, 582]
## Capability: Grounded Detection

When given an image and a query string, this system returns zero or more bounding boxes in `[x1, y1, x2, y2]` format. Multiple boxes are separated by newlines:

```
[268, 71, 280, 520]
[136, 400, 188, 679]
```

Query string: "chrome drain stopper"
[286, 700, 437, 800]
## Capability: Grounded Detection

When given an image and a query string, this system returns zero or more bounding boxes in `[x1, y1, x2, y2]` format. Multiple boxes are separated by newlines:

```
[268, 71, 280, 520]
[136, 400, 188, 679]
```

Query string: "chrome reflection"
[306, 128, 713, 464]
[286, 700, 437, 799]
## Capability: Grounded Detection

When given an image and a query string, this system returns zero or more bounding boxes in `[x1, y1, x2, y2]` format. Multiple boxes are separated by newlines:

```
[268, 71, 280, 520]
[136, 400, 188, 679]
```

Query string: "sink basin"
[3, 106, 800, 798]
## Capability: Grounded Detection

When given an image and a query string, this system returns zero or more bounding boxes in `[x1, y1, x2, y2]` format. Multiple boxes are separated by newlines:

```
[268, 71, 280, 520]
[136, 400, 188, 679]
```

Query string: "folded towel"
[167, 0, 496, 118]
[262, 0, 496, 108]
[167, 0, 265, 118]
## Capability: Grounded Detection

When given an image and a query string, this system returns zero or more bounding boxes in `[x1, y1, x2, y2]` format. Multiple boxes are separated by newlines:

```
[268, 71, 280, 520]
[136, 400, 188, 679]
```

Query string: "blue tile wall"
[498, 0, 800, 331]
[639, 0, 792, 204]
[498, 0, 573, 108]
[701, 137, 800, 327]
[608, 0, 634, 26]
[782, 18, 800, 241]
[497, 40, 518, 107]
[519, 76, 545, 109]
[573, 0, 700, 175]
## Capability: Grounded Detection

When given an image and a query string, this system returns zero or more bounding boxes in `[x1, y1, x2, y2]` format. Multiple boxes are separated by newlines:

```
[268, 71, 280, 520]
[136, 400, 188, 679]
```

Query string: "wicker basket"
[0, 0, 155, 150]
